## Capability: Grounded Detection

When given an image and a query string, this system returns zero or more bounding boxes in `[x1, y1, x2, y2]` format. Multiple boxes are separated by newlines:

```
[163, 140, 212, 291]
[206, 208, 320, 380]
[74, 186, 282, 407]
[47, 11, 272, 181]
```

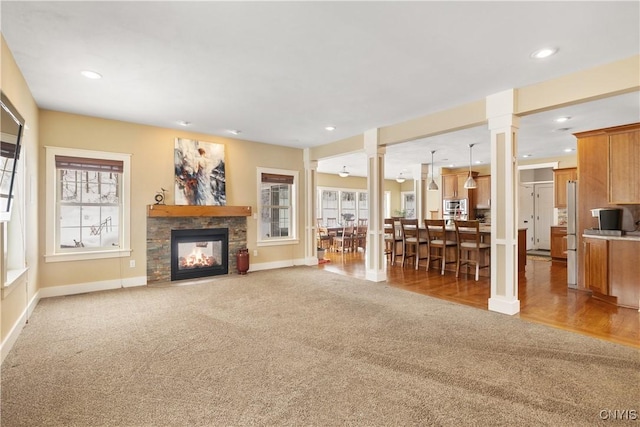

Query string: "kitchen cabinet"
[475, 175, 491, 209]
[584, 237, 608, 295]
[553, 167, 577, 208]
[609, 128, 640, 204]
[581, 235, 640, 310]
[442, 172, 477, 200]
[550, 226, 567, 260]
[576, 123, 640, 294]
[609, 239, 640, 309]
[442, 173, 463, 199]
[442, 172, 478, 220]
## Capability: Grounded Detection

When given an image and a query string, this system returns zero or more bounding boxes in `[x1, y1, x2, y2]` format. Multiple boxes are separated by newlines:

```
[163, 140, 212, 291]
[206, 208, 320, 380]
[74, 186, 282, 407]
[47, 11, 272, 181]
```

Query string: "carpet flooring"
[2, 267, 639, 426]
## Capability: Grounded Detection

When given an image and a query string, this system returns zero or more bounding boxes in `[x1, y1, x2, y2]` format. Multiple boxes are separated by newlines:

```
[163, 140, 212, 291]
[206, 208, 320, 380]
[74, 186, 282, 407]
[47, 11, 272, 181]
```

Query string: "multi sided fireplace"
[171, 228, 229, 281]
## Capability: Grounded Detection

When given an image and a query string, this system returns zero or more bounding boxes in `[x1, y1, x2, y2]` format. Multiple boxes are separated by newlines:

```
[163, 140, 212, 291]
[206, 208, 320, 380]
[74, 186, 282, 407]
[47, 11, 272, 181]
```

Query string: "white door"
[519, 184, 535, 250]
[534, 183, 554, 250]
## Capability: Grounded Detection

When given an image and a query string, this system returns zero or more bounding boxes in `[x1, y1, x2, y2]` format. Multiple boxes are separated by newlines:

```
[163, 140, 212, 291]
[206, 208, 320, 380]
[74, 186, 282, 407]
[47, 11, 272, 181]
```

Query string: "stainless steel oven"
[443, 199, 468, 224]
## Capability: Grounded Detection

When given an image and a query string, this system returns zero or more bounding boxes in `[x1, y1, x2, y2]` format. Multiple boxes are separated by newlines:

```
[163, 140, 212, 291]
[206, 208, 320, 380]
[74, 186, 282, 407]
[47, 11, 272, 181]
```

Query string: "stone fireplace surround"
[146, 205, 251, 283]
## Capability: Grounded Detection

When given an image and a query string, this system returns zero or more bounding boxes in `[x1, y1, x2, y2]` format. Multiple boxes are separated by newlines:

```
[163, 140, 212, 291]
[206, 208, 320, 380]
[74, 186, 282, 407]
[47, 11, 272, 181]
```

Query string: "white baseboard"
[1, 289, 41, 364]
[39, 275, 147, 299]
[247, 258, 308, 272]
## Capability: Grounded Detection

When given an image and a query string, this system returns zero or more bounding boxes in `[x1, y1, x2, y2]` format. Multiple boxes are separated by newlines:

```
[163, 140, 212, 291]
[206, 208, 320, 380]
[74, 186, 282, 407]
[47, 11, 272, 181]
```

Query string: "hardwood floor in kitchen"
[318, 251, 639, 349]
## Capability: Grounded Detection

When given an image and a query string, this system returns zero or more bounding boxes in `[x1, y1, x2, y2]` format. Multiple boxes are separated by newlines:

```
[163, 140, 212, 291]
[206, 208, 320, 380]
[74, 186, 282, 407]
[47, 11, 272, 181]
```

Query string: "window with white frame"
[317, 187, 368, 225]
[45, 147, 131, 262]
[401, 191, 416, 218]
[257, 168, 298, 245]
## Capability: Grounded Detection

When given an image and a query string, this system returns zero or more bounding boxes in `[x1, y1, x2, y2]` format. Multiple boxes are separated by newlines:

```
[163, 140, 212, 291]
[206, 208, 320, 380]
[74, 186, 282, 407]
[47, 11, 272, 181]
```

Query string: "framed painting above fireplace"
[174, 138, 226, 206]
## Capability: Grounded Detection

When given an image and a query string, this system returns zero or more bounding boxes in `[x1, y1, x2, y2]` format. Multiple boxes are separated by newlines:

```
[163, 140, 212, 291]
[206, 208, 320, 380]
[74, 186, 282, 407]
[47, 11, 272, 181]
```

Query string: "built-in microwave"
[443, 199, 468, 216]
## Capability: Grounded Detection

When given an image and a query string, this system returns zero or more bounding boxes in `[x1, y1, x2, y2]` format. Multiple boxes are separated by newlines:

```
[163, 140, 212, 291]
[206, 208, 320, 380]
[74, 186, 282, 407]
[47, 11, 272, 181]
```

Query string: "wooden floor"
[318, 251, 639, 349]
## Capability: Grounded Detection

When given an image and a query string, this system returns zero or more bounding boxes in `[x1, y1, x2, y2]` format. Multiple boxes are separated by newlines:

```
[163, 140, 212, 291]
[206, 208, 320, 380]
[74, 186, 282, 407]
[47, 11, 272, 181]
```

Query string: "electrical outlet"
[129, 260, 136, 268]
[253, 249, 258, 257]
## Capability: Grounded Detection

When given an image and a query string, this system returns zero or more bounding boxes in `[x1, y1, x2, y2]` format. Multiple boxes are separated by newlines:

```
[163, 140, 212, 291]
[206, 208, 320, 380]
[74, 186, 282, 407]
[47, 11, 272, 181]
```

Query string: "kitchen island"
[418, 226, 527, 277]
[582, 232, 640, 310]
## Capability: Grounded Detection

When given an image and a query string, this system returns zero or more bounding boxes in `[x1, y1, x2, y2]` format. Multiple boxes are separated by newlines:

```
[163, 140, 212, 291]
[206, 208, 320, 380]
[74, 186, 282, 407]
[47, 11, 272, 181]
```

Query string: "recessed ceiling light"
[475, 160, 482, 164]
[178, 121, 191, 126]
[523, 154, 532, 158]
[554, 127, 572, 132]
[325, 126, 336, 131]
[530, 47, 558, 59]
[564, 148, 575, 153]
[555, 116, 571, 123]
[81, 70, 102, 79]
[227, 130, 241, 135]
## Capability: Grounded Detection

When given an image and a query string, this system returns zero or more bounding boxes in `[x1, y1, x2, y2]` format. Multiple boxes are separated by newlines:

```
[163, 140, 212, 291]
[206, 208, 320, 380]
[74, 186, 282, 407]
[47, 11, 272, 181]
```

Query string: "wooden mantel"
[147, 205, 252, 218]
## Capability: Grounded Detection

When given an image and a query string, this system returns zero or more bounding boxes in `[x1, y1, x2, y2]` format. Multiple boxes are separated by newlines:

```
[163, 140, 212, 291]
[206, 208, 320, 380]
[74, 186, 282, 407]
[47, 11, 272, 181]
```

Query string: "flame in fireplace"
[179, 246, 218, 269]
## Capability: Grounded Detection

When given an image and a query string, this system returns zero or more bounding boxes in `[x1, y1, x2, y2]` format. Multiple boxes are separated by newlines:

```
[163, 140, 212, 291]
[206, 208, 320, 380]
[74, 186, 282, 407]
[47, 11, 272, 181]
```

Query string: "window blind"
[55, 155, 123, 173]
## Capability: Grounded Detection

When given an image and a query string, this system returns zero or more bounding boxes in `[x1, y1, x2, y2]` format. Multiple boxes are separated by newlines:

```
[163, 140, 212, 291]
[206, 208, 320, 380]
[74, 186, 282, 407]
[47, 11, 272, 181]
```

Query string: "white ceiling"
[2, 1, 639, 179]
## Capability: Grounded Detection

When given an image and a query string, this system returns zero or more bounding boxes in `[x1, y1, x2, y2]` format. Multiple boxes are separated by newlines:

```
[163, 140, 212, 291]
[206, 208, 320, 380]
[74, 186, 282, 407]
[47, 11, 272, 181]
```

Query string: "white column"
[486, 89, 521, 315]
[364, 129, 387, 282]
[303, 149, 319, 266]
[412, 164, 429, 223]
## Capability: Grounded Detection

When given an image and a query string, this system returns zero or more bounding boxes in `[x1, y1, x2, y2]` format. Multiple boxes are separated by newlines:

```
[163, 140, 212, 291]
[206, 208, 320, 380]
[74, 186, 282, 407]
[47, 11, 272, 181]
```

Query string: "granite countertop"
[581, 232, 640, 242]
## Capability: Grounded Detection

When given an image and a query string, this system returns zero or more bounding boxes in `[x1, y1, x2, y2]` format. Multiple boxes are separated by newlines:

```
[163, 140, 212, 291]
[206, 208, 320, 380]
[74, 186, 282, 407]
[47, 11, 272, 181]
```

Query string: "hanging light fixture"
[428, 150, 438, 191]
[338, 166, 350, 178]
[463, 143, 477, 189]
[396, 172, 406, 183]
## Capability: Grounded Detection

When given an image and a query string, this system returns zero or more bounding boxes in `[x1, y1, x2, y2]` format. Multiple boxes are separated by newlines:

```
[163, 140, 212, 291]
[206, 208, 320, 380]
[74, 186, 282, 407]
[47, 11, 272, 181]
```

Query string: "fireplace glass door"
[171, 228, 228, 280]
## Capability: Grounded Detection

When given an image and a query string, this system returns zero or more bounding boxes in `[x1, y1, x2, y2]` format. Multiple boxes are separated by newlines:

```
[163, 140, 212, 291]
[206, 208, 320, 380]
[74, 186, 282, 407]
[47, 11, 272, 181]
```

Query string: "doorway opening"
[519, 164, 556, 252]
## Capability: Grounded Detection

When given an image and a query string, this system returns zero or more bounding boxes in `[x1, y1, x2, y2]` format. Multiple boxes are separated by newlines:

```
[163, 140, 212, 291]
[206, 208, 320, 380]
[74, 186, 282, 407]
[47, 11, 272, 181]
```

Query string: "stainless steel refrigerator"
[567, 181, 578, 289]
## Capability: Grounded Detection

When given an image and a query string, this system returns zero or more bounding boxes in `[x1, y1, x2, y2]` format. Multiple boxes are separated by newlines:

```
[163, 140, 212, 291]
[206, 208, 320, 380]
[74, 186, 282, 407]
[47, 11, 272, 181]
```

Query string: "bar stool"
[391, 218, 404, 265]
[424, 219, 458, 275]
[400, 218, 429, 270]
[454, 220, 490, 281]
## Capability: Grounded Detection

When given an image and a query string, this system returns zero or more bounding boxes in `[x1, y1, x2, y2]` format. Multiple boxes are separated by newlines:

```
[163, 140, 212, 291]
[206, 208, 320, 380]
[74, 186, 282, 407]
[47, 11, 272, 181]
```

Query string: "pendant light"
[428, 150, 438, 190]
[338, 166, 350, 178]
[463, 143, 477, 189]
[396, 172, 406, 183]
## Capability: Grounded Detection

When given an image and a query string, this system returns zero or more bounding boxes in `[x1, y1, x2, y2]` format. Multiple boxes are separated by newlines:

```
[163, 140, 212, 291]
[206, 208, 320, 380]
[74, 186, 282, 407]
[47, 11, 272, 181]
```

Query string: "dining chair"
[353, 222, 368, 252]
[317, 226, 331, 250]
[391, 218, 404, 265]
[454, 220, 490, 281]
[332, 223, 355, 253]
[384, 218, 395, 262]
[400, 218, 429, 270]
[424, 219, 458, 275]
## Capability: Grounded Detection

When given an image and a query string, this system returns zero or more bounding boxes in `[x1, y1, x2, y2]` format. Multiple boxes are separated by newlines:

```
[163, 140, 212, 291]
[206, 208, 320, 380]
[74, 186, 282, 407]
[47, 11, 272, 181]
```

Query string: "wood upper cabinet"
[475, 175, 491, 209]
[442, 172, 477, 200]
[609, 128, 640, 204]
[553, 168, 577, 208]
[584, 237, 609, 295]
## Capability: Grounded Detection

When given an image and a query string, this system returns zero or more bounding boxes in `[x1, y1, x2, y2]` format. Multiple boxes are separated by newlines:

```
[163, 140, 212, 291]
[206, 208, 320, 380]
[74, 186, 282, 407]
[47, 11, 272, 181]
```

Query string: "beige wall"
[38, 111, 306, 287]
[1, 36, 40, 345]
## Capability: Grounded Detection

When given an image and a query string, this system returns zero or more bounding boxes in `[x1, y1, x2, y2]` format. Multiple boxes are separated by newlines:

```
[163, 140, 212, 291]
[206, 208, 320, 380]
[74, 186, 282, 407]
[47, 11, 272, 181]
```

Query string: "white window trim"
[316, 186, 368, 222]
[256, 167, 299, 247]
[44, 146, 132, 262]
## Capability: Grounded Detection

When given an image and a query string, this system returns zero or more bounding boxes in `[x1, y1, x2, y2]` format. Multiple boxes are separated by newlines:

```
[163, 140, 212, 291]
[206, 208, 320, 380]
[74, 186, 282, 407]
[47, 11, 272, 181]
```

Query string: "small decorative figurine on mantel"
[154, 188, 167, 205]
